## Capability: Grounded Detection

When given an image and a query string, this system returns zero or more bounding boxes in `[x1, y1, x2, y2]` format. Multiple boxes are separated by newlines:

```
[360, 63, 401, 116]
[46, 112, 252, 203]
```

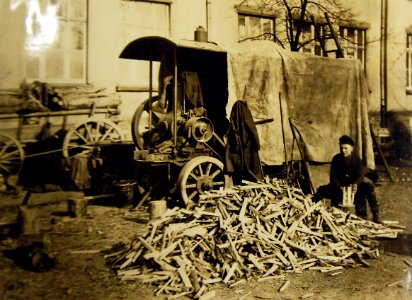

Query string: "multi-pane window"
[407, 34, 412, 92]
[294, 21, 322, 55]
[290, 21, 367, 64]
[118, 0, 171, 87]
[25, 0, 87, 83]
[238, 14, 275, 42]
[339, 27, 366, 67]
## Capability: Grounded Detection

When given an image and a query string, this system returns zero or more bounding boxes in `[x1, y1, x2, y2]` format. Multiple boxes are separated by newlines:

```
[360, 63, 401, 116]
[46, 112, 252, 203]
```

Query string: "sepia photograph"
[0, 0, 411, 299]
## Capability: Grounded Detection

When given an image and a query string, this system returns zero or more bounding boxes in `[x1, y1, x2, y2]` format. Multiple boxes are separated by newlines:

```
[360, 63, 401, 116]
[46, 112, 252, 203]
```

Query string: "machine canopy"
[119, 36, 226, 62]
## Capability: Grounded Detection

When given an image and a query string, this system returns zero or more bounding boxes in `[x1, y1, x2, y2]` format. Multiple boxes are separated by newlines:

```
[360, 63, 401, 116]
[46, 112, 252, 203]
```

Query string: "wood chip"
[301, 292, 315, 299]
[387, 280, 403, 287]
[279, 280, 290, 292]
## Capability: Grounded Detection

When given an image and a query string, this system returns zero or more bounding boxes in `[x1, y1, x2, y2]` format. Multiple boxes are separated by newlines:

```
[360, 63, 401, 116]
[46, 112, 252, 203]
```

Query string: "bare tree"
[236, 0, 355, 52]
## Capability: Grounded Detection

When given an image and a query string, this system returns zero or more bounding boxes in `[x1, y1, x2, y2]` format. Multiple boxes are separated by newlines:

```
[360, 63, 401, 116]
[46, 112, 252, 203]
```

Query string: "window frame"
[117, 0, 171, 91]
[124, 0, 172, 3]
[290, 17, 368, 67]
[407, 33, 412, 94]
[24, 0, 88, 84]
[236, 8, 276, 43]
[339, 26, 367, 70]
[292, 20, 324, 56]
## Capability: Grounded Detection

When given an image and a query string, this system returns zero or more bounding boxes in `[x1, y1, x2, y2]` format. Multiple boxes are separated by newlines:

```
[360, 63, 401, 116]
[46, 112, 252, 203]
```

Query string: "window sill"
[235, 5, 280, 18]
[134, 0, 172, 4]
[116, 85, 158, 93]
[49, 83, 90, 88]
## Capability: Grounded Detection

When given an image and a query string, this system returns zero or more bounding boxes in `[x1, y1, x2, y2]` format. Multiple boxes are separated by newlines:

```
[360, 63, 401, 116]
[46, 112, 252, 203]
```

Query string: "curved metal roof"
[119, 36, 226, 61]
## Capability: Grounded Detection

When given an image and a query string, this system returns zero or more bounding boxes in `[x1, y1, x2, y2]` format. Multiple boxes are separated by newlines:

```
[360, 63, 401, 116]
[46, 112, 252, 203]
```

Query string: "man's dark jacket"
[330, 153, 364, 187]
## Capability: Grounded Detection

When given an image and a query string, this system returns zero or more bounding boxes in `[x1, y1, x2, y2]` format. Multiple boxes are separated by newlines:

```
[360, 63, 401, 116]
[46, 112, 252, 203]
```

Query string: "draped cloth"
[226, 40, 375, 172]
[181, 71, 204, 108]
[225, 100, 263, 183]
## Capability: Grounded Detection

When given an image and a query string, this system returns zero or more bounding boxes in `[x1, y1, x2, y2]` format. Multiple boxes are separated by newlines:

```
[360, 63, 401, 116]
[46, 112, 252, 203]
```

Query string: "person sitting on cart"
[312, 135, 381, 223]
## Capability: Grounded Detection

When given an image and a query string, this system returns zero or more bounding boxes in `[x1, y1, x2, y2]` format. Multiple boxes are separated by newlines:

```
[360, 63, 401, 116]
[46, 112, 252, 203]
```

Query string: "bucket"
[149, 200, 167, 220]
[68, 198, 88, 218]
[339, 204, 356, 215]
[113, 180, 137, 207]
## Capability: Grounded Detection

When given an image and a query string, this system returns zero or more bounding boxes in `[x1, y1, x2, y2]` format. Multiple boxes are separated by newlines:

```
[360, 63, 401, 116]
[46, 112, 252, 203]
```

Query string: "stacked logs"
[108, 178, 403, 298]
[0, 84, 121, 114]
[55, 85, 122, 110]
[0, 90, 24, 114]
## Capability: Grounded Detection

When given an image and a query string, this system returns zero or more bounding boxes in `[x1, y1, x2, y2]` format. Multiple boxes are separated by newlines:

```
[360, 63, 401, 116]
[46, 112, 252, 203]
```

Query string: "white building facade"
[1, 0, 411, 135]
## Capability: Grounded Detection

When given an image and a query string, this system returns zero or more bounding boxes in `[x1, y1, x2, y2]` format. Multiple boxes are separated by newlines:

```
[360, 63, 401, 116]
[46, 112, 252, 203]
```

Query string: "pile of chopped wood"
[107, 178, 403, 299]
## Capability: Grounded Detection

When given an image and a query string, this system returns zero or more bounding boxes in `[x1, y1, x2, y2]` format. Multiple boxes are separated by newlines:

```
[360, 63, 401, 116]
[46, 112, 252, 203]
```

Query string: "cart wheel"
[131, 96, 171, 150]
[177, 156, 226, 207]
[62, 119, 123, 162]
[0, 133, 25, 176]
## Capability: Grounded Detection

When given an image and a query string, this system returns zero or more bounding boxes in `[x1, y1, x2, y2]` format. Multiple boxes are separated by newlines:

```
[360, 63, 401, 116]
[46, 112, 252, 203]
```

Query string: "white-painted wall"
[1, 0, 412, 129]
[0, 1, 27, 90]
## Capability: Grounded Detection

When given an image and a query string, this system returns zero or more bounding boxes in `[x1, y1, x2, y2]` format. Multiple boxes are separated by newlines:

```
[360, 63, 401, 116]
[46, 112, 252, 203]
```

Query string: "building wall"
[352, 0, 412, 113]
[172, 0, 206, 39]
[386, 0, 412, 112]
[88, 0, 120, 91]
[1, 0, 412, 135]
[348, 0, 382, 113]
[0, 1, 27, 90]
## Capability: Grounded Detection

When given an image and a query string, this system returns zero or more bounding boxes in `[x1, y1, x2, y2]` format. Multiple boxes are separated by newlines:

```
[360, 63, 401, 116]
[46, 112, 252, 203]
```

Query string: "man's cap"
[339, 135, 355, 146]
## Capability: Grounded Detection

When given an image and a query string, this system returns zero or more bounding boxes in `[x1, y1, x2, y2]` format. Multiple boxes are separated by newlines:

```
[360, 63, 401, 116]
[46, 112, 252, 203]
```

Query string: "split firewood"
[387, 280, 403, 287]
[70, 249, 101, 254]
[301, 292, 315, 299]
[404, 259, 412, 268]
[279, 280, 290, 292]
[107, 178, 403, 298]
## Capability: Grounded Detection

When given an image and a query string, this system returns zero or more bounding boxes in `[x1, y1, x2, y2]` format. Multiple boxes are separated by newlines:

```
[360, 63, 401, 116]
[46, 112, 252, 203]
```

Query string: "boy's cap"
[339, 135, 355, 146]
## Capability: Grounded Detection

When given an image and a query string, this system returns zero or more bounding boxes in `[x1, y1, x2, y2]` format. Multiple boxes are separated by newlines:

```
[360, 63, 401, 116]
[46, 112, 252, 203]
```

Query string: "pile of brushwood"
[106, 178, 403, 299]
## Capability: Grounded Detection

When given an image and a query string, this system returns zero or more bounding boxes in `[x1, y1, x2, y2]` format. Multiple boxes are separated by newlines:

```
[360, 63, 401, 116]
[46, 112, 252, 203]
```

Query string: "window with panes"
[118, 0, 171, 88]
[339, 27, 366, 68]
[25, 0, 87, 83]
[407, 33, 412, 92]
[238, 14, 275, 42]
[293, 20, 322, 55]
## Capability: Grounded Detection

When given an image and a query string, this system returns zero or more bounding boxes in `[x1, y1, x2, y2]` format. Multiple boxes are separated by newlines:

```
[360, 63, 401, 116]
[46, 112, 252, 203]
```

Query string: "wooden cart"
[0, 107, 124, 178]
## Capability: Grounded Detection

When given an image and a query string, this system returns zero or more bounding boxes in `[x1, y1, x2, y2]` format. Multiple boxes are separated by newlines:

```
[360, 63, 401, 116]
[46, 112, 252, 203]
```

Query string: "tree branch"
[293, 0, 309, 50]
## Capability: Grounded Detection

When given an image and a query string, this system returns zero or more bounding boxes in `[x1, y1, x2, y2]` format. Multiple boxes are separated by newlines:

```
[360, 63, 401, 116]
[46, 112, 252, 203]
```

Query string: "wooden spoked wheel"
[62, 119, 123, 163]
[177, 156, 226, 207]
[131, 96, 172, 150]
[0, 133, 25, 176]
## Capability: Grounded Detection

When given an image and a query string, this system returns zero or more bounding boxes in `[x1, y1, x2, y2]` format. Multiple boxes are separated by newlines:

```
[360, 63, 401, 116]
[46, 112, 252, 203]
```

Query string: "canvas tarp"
[226, 40, 375, 171]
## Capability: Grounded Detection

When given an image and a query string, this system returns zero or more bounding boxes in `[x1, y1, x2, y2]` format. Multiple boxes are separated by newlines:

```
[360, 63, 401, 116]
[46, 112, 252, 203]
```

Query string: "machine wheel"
[0, 133, 25, 176]
[177, 156, 226, 207]
[62, 118, 123, 163]
[131, 96, 171, 150]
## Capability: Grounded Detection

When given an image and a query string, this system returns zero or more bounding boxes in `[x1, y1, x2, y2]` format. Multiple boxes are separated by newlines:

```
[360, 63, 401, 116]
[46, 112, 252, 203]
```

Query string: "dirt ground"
[0, 164, 412, 300]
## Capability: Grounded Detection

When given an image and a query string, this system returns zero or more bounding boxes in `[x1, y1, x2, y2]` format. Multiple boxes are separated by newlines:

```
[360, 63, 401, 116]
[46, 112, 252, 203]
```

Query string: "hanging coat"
[225, 100, 263, 182]
[181, 71, 204, 108]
